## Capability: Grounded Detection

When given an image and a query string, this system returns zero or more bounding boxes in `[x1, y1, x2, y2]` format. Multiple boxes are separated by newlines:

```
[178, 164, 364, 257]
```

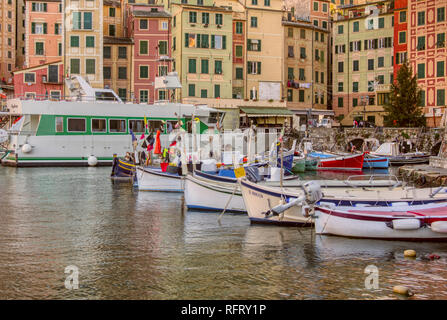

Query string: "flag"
[140, 133, 145, 140]
[154, 130, 162, 154]
[144, 116, 148, 128]
[169, 140, 177, 147]
[129, 129, 137, 142]
[147, 144, 154, 152]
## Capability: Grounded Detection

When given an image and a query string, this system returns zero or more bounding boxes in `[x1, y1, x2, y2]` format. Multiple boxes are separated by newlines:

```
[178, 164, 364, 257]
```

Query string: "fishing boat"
[370, 142, 430, 166]
[135, 165, 184, 192]
[110, 154, 136, 182]
[291, 155, 306, 173]
[239, 178, 447, 226]
[1, 76, 223, 167]
[316, 152, 365, 171]
[363, 154, 389, 169]
[314, 202, 447, 241]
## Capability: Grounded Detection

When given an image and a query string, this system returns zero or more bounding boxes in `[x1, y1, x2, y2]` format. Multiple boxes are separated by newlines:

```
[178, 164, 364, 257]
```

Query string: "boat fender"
[430, 221, 447, 233]
[88, 155, 98, 167]
[404, 249, 417, 258]
[390, 219, 421, 230]
[393, 285, 414, 297]
[21, 144, 32, 153]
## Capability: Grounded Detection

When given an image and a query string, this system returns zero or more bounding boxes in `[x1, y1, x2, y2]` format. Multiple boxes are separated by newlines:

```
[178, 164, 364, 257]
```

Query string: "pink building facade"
[26, 0, 63, 68]
[127, 4, 172, 104]
[13, 61, 64, 99]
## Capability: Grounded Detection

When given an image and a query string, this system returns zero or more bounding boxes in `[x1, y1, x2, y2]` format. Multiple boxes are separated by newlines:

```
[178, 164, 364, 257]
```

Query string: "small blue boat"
[363, 154, 389, 169]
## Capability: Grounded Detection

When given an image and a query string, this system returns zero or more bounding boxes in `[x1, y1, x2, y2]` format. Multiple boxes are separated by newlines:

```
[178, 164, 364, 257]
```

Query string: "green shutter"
[223, 35, 226, 49]
[185, 33, 189, 47]
[214, 85, 220, 98]
[31, 22, 35, 34]
[438, 90, 445, 106]
[84, 12, 92, 29]
[43, 3, 47, 11]
[211, 35, 215, 49]
[258, 40, 261, 51]
[247, 62, 252, 74]
[257, 62, 261, 74]
[201, 59, 208, 74]
[43, 23, 47, 34]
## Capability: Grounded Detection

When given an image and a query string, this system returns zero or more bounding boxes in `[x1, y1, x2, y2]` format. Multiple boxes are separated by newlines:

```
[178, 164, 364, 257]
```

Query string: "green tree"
[383, 62, 426, 127]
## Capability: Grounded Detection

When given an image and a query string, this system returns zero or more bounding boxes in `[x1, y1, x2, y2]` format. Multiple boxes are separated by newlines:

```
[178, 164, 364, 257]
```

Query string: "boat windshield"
[95, 92, 119, 102]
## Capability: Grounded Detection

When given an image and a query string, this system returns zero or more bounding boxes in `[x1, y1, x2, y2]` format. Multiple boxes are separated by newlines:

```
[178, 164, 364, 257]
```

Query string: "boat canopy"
[371, 142, 399, 156]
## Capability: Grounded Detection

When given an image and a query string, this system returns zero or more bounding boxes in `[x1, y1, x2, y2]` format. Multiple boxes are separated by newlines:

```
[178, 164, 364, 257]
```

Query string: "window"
[140, 19, 148, 30]
[252, 0, 257, 4]
[288, 46, 294, 57]
[247, 61, 261, 74]
[215, 14, 223, 25]
[419, 90, 425, 107]
[70, 59, 80, 74]
[248, 39, 261, 51]
[300, 47, 306, 58]
[139, 66, 149, 78]
[109, 8, 115, 17]
[353, 98, 358, 107]
[188, 59, 197, 73]
[353, 82, 358, 92]
[67, 118, 86, 132]
[338, 82, 343, 92]
[399, 31, 406, 44]
[396, 52, 407, 64]
[161, 21, 168, 30]
[103, 66, 111, 79]
[215, 60, 223, 74]
[55, 117, 64, 132]
[251, 17, 257, 28]
[140, 40, 148, 54]
[236, 67, 243, 80]
[158, 41, 168, 55]
[86, 59, 95, 74]
[378, 57, 384, 68]
[417, 11, 425, 26]
[73, 12, 92, 30]
[313, 2, 318, 11]
[158, 66, 168, 76]
[300, 29, 305, 39]
[322, 21, 327, 29]
[55, 23, 62, 35]
[338, 97, 343, 108]
[299, 90, 304, 102]
[236, 22, 243, 34]
[86, 36, 94, 48]
[264, 0, 270, 6]
[299, 68, 305, 80]
[377, 75, 384, 84]
[338, 25, 343, 34]
[109, 119, 126, 133]
[128, 120, 145, 133]
[338, 61, 344, 73]
[417, 36, 425, 50]
[313, 20, 318, 27]
[437, 89, 445, 106]
[368, 59, 374, 70]
[92, 119, 106, 132]
[323, 3, 327, 12]
[202, 12, 209, 24]
[201, 59, 209, 74]
[287, 89, 293, 102]
[70, 36, 79, 47]
[35, 42, 44, 55]
[189, 12, 197, 23]
[24, 73, 35, 83]
[417, 63, 425, 79]
[109, 25, 116, 36]
[118, 67, 127, 79]
[437, 61, 445, 77]
[31, 2, 47, 12]
[31, 22, 47, 34]
[188, 84, 195, 97]
[235, 45, 243, 57]
[197, 0, 203, 4]
[437, 33, 445, 48]
[140, 90, 148, 103]
[353, 21, 359, 32]
[104, 46, 111, 58]
[438, 7, 445, 22]
[288, 28, 293, 38]
[400, 11, 406, 23]
[214, 85, 220, 98]
[201, 89, 207, 98]
[211, 35, 226, 49]
[158, 90, 167, 101]
[118, 47, 127, 59]
[288, 68, 294, 80]
[353, 60, 359, 71]
[378, 17, 384, 29]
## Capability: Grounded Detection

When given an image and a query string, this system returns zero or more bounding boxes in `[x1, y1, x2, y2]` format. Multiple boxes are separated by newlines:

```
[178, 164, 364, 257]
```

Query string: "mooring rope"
[218, 183, 239, 222]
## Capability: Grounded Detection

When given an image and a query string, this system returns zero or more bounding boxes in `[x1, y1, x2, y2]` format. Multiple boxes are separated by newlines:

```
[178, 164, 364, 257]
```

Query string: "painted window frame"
[91, 118, 107, 133]
[67, 117, 87, 133]
[108, 119, 127, 133]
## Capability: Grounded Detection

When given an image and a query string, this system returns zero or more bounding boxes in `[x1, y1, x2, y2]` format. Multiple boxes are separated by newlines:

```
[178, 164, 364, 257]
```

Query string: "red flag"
[147, 144, 154, 152]
[140, 133, 145, 140]
[169, 141, 177, 147]
[153, 130, 162, 154]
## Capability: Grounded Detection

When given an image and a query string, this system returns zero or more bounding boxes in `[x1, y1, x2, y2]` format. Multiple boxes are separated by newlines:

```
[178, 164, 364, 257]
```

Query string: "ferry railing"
[344, 174, 402, 189]
[12, 94, 123, 103]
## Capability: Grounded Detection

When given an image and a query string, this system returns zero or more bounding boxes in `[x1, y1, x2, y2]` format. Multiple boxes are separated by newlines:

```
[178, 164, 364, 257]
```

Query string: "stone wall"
[289, 127, 446, 154]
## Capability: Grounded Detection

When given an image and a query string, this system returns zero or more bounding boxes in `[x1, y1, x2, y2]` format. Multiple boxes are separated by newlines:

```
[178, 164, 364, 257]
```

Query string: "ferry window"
[148, 120, 163, 133]
[92, 119, 106, 132]
[109, 119, 126, 132]
[55, 117, 64, 132]
[129, 120, 145, 133]
[67, 118, 86, 132]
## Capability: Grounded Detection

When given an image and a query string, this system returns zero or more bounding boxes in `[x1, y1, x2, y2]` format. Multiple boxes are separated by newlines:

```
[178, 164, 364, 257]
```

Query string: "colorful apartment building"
[332, 0, 394, 126]
[63, 0, 104, 93]
[393, 0, 407, 77]
[0, 0, 16, 81]
[25, 0, 63, 67]
[406, 0, 446, 127]
[16, 0, 26, 69]
[13, 60, 64, 98]
[127, 4, 171, 103]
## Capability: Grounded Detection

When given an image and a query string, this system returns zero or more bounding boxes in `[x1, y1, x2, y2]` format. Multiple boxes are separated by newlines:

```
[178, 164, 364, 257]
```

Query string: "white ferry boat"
[0, 76, 223, 167]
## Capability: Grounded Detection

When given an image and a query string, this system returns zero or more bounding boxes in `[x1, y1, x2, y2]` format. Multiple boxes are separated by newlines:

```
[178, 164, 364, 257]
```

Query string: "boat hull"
[363, 156, 389, 169]
[317, 153, 365, 171]
[136, 166, 184, 192]
[315, 206, 447, 241]
[185, 174, 245, 213]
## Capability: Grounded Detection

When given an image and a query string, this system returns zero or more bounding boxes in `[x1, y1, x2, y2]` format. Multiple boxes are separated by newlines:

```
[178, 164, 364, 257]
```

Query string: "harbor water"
[1, 167, 447, 299]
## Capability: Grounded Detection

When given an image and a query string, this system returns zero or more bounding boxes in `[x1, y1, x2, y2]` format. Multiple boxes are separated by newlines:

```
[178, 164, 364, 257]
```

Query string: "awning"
[291, 109, 335, 116]
[240, 107, 294, 117]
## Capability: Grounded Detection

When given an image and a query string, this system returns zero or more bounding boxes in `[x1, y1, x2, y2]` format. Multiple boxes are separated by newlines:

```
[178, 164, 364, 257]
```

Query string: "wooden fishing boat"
[239, 178, 447, 226]
[314, 202, 447, 241]
[111, 155, 135, 181]
[291, 156, 306, 173]
[371, 142, 430, 166]
[135, 166, 184, 192]
[316, 152, 365, 171]
[363, 154, 389, 169]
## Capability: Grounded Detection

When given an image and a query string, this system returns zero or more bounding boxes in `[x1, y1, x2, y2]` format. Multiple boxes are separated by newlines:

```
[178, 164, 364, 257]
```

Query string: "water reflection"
[0, 167, 447, 299]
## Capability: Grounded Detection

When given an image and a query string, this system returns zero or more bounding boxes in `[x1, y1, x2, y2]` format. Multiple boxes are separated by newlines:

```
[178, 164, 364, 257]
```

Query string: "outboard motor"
[245, 166, 262, 183]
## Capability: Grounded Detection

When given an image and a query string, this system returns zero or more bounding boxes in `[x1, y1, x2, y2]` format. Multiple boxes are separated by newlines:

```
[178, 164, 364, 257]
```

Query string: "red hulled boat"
[317, 152, 365, 171]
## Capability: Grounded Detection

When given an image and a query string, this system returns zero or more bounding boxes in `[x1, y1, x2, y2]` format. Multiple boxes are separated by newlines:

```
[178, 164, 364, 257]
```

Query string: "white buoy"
[88, 155, 98, 166]
[21, 144, 32, 153]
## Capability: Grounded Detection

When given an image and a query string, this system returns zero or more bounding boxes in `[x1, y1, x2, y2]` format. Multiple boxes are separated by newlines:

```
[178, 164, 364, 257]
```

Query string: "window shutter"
[349, 42, 353, 52]
[258, 40, 261, 51]
[211, 35, 215, 49]
[358, 41, 361, 51]
[43, 23, 47, 34]
[197, 34, 201, 48]
[257, 62, 261, 74]
[185, 33, 189, 47]
[335, 46, 338, 54]
[31, 22, 35, 34]
[223, 35, 226, 49]
[247, 62, 252, 74]
[247, 39, 251, 50]
[364, 40, 367, 49]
